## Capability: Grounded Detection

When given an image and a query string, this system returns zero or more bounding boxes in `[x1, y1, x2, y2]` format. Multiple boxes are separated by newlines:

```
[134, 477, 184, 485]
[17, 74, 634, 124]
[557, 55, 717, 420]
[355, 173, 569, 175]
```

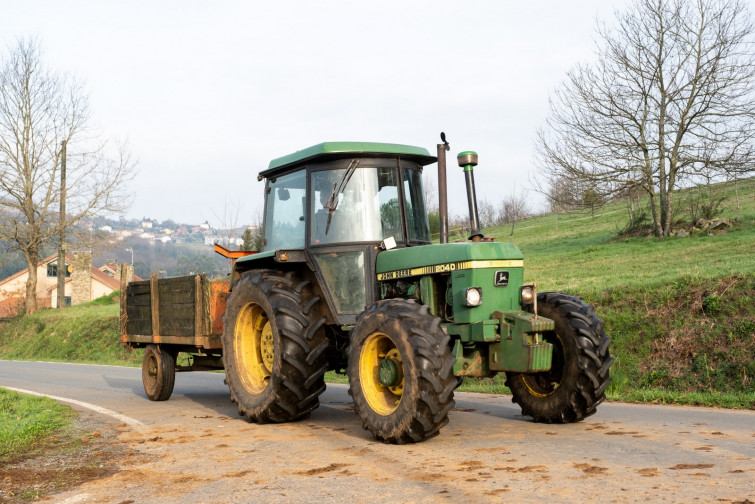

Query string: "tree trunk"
[659, 191, 670, 237]
[662, 190, 674, 236]
[648, 191, 662, 237]
[24, 248, 40, 314]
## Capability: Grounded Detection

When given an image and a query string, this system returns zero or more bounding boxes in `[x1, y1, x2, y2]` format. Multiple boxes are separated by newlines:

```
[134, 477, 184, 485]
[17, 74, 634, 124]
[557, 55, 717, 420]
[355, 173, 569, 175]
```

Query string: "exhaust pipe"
[457, 151, 484, 242]
[437, 132, 450, 244]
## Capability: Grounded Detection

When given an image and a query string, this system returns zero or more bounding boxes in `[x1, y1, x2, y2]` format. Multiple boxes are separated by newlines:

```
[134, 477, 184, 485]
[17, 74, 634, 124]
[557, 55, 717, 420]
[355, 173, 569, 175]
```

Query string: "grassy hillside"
[1, 180, 753, 408]
[0, 293, 142, 366]
[478, 177, 755, 407]
[485, 178, 755, 293]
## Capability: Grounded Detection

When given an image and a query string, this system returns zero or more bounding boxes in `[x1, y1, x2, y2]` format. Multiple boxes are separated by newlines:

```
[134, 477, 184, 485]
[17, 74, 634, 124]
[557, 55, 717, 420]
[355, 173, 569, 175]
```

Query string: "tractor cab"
[245, 142, 437, 324]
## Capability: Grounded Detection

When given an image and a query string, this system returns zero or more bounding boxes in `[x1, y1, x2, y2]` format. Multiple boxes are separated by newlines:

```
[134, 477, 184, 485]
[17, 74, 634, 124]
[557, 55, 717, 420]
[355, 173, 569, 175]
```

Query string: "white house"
[0, 253, 135, 316]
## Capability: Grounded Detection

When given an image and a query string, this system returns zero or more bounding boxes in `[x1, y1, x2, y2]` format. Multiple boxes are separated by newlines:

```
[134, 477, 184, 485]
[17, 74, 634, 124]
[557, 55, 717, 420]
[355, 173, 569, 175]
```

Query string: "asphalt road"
[1, 360, 753, 503]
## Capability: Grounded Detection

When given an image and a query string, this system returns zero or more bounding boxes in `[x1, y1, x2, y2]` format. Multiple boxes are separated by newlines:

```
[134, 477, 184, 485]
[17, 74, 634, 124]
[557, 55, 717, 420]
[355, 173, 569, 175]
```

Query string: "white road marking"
[3, 386, 144, 426]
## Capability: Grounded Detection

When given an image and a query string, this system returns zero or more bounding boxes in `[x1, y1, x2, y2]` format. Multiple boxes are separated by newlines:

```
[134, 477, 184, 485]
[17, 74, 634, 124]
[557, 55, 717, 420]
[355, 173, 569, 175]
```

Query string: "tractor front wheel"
[506, 292, 613, 423]
[347, 299, 456, 444]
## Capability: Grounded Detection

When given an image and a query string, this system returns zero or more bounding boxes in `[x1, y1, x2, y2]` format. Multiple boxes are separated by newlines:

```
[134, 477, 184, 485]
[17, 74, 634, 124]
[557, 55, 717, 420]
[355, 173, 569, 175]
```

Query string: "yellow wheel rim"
[359, 332, 404, 416]
[234, 302, 273, 394]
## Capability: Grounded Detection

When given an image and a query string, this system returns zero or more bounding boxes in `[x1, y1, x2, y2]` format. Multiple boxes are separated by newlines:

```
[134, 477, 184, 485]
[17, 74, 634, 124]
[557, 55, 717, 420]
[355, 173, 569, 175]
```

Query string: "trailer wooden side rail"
[120, 273, 228, 351]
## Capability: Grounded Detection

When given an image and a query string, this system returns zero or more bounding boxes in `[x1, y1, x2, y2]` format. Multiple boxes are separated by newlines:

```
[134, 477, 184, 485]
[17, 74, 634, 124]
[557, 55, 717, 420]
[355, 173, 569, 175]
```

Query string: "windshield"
[311, 166, 404, 245]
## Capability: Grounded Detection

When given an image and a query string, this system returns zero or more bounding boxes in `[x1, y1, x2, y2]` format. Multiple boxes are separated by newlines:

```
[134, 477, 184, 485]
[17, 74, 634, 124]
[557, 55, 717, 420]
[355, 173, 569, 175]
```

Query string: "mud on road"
[7, 389, 754, 504]
[0, 414, 127, 502]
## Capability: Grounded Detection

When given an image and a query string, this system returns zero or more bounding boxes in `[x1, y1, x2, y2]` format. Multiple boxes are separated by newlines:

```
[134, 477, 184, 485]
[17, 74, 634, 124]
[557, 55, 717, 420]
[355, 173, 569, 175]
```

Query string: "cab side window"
[264, 170, 306, 250]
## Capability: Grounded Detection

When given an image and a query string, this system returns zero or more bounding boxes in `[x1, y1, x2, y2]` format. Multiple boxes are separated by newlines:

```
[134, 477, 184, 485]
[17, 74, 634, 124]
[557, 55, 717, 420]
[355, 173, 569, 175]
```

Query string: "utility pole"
[57, 140, 67, 308]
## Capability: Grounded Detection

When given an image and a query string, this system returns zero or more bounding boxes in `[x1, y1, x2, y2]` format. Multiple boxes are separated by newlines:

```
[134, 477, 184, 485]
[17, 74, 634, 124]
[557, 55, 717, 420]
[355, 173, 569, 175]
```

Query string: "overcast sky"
[0, 0, 674, 227]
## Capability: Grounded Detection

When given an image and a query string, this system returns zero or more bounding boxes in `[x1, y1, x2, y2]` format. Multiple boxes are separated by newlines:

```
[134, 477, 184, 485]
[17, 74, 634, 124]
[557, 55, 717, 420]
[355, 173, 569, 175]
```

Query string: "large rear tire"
[347, 299, 456, 444]
[506, 292, 613, 423]
[142, 344, 176, 401]
[221, 270, 329, 423]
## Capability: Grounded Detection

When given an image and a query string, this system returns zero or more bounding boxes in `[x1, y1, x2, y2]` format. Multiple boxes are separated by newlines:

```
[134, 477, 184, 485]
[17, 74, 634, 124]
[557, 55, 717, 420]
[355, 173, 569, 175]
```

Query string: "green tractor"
[222, 135, 612, 444]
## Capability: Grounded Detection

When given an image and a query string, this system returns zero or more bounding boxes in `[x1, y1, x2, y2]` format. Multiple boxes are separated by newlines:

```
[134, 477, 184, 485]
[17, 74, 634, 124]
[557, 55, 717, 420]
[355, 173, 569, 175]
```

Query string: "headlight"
[464, 287, 483, 307]
[521, 285, 535, 304]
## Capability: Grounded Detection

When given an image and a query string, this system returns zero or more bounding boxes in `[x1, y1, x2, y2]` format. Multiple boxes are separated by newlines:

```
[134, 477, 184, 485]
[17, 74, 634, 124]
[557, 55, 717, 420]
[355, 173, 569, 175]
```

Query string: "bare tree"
[448, 213, 470, 241]
[477, 197, 497, 228]
[212, 199, 242, 248]
[0, 39, 134, 313]
[536, 0, 755, 237]
[242, 209, 264, 252]
[423, 173, 438, 212]
[497, 191, 531, 225]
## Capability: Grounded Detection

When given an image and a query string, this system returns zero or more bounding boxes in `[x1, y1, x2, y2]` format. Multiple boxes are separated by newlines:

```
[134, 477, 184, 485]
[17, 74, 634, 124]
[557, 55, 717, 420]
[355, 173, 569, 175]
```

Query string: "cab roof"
[258, 141, 437, 180]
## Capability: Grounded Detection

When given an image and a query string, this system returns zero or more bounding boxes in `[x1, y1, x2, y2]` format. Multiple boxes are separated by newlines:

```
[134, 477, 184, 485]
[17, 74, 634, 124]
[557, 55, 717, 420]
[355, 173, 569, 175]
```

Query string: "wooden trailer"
[120, 272, 230, 400]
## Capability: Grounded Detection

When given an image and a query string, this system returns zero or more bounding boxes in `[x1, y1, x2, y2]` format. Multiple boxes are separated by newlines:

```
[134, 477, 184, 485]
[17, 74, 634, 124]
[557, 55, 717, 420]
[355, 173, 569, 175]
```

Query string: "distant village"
[0, 216, 260, 316]
[90, 216, 259, 249]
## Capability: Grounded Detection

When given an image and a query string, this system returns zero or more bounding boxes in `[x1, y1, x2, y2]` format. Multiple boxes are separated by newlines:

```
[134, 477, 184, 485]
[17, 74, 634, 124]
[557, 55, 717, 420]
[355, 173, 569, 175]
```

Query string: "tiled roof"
[0, 296, 23, 318]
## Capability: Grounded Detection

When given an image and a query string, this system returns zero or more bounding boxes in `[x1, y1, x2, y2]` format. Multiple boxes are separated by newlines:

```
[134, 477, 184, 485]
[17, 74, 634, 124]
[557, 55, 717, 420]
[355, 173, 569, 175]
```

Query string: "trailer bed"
[120, 274, 228, 351]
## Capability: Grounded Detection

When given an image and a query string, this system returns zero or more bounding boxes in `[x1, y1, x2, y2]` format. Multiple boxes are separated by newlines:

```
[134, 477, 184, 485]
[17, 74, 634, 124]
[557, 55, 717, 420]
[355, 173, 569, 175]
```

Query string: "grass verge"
[0, 388, 126, 501]
[0, 389, 73, 462]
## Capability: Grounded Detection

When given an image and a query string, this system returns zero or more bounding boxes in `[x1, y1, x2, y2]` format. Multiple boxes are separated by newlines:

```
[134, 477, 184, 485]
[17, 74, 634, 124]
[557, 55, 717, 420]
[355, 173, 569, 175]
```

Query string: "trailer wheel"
[142, 344, 177, 401]
[222, 270, 328, 423]
[347, 299, 456, 444]
[506, 292, 613, 423]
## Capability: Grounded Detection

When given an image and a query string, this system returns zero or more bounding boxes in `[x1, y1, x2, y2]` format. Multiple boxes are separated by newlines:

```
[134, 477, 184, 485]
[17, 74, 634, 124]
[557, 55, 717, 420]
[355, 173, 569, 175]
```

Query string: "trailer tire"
[506, 292, 613, 423]
[142, 344, 177, 401]
[347, 299, 456, 444]
[222, 269, 328, 423]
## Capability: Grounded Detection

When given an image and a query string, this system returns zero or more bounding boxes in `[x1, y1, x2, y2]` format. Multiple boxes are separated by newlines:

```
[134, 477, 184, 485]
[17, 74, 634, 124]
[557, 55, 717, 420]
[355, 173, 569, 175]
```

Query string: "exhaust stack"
[457, 151, 484, 242]
[437, 132, 450, 244]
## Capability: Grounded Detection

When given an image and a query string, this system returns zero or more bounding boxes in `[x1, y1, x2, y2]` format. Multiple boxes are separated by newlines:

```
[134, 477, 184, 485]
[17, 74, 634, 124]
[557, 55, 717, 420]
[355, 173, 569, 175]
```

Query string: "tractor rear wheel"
[221, 269, 329, 423]
[506, 292, 613, 423]
[347, 299, 456, 444]
[142, 344, 177, 401]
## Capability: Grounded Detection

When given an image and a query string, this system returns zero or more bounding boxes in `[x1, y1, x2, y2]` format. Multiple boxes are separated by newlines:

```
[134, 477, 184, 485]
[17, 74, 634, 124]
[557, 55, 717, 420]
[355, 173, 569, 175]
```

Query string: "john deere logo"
[494, 271, 509, 287]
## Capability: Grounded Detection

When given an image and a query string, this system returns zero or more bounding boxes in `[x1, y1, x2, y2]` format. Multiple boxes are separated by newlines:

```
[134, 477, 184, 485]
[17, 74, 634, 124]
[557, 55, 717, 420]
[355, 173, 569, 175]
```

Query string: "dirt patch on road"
[0, 415, 130, 502]
[4, 402, 754, 504]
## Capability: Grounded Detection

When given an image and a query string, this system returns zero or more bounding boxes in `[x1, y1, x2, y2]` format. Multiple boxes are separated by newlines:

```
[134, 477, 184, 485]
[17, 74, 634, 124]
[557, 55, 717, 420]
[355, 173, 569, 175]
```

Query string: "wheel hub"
[147, 355, 158, 377]
[260, 322, 274, 373]
[380, 348, 404, 395]
[359, 333, 404, 415]
[378, 358, 401, 387]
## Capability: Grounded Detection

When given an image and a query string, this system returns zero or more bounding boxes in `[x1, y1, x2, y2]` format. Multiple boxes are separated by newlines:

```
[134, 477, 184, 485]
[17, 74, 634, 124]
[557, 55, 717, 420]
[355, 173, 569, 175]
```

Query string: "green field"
[1, 179, 754, 408]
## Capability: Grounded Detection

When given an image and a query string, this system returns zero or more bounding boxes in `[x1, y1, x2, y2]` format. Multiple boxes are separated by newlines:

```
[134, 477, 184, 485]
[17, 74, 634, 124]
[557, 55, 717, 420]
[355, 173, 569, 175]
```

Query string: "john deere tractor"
[221, 136, 612, 444]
